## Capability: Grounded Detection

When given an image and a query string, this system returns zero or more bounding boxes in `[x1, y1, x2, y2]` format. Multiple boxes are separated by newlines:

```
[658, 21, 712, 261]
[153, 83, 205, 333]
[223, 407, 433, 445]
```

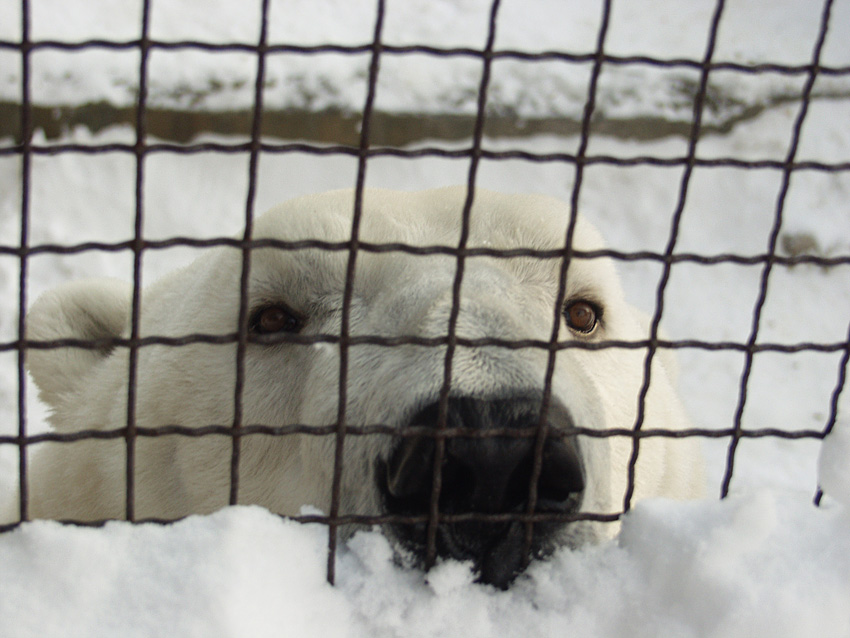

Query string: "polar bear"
[18, 187, 703, 588]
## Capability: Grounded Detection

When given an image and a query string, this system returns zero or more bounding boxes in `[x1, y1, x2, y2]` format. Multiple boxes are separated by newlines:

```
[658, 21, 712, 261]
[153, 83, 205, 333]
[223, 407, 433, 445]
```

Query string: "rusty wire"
[1, 0, 850, 587]
[721, 0, 838, 498]
[622, 0, 728, 513]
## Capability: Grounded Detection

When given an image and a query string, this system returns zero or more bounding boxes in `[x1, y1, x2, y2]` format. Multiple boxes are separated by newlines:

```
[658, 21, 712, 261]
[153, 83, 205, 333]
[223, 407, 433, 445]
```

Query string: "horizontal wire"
[0, 423, 823, 447]
[1, 37, 849, 77]
[1, 143, 849, 175]
[2, 333, 848, 355]
[0, 509, 622, 535]
[1, 237, 849, 269]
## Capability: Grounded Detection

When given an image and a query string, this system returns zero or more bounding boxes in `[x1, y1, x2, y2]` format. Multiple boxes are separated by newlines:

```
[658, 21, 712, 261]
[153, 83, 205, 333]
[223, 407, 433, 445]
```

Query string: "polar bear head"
[24, 187, 704, 588]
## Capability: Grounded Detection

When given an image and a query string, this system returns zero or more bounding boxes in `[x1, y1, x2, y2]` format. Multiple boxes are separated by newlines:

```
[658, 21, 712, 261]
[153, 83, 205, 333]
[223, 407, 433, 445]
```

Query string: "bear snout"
[379, 394, 584, 588]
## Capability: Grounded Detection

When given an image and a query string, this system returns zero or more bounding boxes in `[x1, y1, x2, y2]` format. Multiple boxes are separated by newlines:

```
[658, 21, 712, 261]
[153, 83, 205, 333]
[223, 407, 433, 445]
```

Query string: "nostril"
[437, 459, 474, 507]
[439, 434, 584, 514]
[444, 437, 583, 513]
[538, 438, 585, 504]
[385, 435, 435, 500]
[442, 435, 534, 512]
[503, 454, 535, 512]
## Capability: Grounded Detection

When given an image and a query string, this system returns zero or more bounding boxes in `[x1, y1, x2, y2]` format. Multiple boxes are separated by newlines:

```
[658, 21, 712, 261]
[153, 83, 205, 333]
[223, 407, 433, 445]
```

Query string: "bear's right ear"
[25, 279, 131, 408]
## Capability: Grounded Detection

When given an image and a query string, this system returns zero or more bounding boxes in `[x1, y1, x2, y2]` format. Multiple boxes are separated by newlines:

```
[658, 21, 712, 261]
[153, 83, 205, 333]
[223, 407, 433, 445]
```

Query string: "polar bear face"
[23, 187, 704, 588]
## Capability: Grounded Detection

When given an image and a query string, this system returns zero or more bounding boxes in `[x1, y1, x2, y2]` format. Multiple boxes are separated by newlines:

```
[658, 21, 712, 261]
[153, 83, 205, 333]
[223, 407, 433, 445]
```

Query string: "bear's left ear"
[26, 279, 131, 409]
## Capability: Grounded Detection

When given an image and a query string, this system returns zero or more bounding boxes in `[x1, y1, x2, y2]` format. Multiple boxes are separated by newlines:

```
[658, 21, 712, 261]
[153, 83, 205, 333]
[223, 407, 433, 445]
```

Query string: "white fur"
[13, 187, 704, 543]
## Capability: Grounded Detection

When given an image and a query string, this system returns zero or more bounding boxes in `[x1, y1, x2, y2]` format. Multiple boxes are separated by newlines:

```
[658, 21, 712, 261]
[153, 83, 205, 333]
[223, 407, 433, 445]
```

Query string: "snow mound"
[0, 507, 350, 638]
[1, 494, 848, 638]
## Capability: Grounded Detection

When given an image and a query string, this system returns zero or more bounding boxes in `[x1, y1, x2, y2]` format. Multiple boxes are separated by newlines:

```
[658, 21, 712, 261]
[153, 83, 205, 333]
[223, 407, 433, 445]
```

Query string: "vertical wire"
[16, 0, 33, 524]
[622, 0, 726, 513]
[424, 0, 502, 571]
[124, 0, 153, 522]
[720, 0, 834, 499]
[326, 0, 386, 586]
[523, 0, 612, 562]
[230, 0, 271, 508]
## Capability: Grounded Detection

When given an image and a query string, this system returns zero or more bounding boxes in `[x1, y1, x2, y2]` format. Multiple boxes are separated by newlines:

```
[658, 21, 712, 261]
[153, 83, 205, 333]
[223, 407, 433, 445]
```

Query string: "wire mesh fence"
[1, 0, 849, 586]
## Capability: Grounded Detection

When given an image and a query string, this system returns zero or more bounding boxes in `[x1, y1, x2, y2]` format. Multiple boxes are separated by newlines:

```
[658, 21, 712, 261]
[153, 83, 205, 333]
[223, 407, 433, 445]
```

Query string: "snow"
[1, 495, 848, 638]
[1, 0, 849, 119]
[1, 0, 850, 636]
[0, 507, 351, 638]
[819, 423, 850, 506]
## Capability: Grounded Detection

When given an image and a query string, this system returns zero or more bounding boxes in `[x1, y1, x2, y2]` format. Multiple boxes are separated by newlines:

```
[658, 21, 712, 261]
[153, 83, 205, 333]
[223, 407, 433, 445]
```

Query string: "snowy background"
[1, 0, 850, 123]
[1, 0, 850, 636]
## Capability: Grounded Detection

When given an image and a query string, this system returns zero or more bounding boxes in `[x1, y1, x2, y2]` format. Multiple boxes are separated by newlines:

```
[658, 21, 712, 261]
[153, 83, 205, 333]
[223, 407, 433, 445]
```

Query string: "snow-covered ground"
[1, 495, 849, 638]
[1, 0, 850, 636]
[1, 0, 849, 122]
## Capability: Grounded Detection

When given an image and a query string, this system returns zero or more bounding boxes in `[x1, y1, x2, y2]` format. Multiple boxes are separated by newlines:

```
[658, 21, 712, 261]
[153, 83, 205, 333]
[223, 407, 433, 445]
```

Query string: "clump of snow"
[1, 495, 848, 638]
[819, 422, 850, 506]
[339, 492, 850, 638]
[0, 507, 352, 638]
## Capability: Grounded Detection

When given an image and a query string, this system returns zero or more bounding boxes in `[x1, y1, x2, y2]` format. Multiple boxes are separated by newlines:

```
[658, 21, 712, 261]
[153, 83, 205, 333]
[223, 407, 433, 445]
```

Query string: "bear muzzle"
[378, 394, 584, 589]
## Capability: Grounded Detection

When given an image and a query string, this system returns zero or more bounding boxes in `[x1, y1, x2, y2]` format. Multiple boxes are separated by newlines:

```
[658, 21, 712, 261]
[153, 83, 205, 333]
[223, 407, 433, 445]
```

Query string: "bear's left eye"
[250, 305, 304, 335]
[564, 300, 600, 334]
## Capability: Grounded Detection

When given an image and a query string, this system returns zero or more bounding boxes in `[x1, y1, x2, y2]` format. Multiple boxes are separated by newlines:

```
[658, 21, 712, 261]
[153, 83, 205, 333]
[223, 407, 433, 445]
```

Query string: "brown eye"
[565, 300, 599, 334]
[251, 305, 304, 335]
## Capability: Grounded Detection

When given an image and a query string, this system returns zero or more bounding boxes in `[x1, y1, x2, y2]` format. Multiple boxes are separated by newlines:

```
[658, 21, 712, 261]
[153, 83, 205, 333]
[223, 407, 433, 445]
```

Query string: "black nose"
[381, 395, 584, 588]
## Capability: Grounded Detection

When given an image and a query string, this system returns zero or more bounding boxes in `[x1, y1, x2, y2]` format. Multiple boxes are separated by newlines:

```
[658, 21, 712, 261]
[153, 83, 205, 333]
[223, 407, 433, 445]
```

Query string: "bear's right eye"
[250, 305, 304, 336]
